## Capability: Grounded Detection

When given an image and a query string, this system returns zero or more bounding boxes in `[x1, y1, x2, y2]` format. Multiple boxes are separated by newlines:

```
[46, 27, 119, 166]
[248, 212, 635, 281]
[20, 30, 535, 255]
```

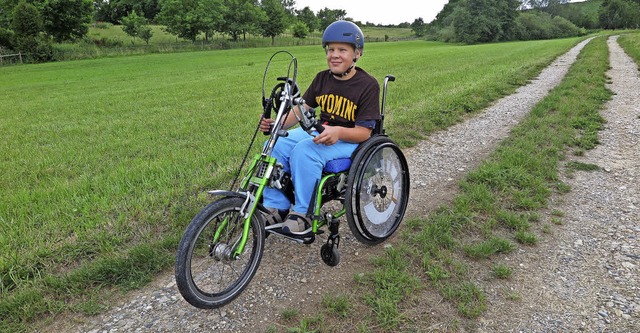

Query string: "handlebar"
[314, 122, 325, 134]
[293, 97, 324, 134]
[378, 74, 396, 135]
[262, 78, 300, 135]
[261, 77, 325, 155]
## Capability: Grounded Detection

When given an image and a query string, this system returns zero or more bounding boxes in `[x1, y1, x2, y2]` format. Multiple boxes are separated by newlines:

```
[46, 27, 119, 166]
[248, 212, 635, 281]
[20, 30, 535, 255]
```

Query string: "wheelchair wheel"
[320, 243, 340, 266]
[175, 196, 265, 309]
[345, 136, 410, 245]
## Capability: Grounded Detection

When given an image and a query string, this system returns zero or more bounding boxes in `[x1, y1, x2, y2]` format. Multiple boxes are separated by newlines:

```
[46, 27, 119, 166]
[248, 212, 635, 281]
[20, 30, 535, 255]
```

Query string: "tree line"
[1, 0, 639, 63]
[0, 0, 350, 62]
[418, 0, 640, 44]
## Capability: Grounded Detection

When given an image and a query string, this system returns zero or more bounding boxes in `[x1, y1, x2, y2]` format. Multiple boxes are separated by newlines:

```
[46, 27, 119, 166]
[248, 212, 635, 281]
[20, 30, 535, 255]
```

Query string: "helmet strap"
[331, 55, 358, 78]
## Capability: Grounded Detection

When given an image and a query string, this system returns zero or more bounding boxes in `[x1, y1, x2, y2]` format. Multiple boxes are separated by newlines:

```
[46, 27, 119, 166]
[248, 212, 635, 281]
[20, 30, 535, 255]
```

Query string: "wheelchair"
[175, 51, 410, 309]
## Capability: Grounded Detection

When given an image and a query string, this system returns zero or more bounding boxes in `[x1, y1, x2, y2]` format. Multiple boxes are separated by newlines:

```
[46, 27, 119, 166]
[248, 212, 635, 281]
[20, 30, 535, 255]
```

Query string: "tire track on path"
[476, 35, 640, 333]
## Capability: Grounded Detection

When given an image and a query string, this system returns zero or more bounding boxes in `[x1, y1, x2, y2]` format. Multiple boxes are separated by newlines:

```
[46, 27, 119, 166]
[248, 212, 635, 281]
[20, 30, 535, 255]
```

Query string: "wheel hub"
[211, 243, 234, 261]
[378, 185, 387, 198]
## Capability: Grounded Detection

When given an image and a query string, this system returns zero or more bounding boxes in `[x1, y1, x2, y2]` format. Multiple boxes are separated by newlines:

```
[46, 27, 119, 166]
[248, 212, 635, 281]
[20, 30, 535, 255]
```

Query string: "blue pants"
[263, 127, 358, 214]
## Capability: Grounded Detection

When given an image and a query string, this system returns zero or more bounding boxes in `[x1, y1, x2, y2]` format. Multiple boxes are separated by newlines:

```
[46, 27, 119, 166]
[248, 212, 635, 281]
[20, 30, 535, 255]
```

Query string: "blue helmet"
[322, 20, 365, 55]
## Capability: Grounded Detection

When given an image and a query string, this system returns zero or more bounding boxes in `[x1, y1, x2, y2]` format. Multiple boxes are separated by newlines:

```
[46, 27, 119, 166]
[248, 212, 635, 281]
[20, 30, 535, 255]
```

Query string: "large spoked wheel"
[175, 196, 265, 309]
[345, 135, 410, 245]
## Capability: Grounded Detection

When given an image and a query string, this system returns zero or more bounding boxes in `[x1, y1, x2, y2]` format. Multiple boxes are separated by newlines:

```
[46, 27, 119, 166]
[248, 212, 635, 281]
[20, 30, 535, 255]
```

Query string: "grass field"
[619, 31, 640, 64]
[0, 34, 618, 331]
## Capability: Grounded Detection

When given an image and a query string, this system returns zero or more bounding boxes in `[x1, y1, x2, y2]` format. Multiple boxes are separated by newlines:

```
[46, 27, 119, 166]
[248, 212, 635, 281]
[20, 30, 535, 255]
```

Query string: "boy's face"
[325, 42, 360, 74]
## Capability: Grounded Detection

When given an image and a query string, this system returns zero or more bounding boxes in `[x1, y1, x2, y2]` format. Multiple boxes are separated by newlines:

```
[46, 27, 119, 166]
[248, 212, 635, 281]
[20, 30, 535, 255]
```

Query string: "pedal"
[265, 226, 315, 244]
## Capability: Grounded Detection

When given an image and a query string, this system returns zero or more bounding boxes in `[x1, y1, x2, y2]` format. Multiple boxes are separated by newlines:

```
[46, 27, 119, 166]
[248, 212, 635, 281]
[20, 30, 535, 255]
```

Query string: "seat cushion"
[323, 158, 352, 173]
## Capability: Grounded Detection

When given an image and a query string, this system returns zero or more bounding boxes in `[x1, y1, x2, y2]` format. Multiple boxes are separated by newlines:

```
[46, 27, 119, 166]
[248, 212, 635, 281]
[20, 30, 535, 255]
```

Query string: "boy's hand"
[313, 126, 340, 145]
[259, 116, 274, 133]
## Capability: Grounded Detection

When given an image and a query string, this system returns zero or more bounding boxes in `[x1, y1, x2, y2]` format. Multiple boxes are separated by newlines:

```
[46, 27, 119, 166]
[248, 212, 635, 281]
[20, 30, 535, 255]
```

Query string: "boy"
[259, 20, 380, 237]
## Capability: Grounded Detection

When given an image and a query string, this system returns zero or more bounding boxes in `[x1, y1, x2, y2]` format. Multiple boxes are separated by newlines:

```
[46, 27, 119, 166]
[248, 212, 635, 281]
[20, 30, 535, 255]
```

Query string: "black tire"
[345, 136, 410, 245]
[175, 197, 265, 309]
[320, 243, 340, 266]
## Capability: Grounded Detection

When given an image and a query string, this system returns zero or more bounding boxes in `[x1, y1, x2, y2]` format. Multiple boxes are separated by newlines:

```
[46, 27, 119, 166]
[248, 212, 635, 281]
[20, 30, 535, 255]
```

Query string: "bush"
[514, 11, 584, 41]
[11, 1, 43, 37]
[292, 22, 309, 39]
[551, 16, 586, 38]
[434, 25, 457, 43]
[515, 12, 552, 40]
[16, 36, 54, 63]
[0, 28, 15, 50]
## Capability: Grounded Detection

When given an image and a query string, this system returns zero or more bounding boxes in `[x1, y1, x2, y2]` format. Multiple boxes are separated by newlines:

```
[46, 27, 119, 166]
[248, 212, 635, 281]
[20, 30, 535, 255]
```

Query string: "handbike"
[175, 51, 410, 309]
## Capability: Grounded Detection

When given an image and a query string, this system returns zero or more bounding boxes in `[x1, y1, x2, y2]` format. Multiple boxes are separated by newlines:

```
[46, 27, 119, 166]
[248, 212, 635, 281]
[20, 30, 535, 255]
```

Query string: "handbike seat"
[322, 133, 381, 174]
[323, 158, 352, 173]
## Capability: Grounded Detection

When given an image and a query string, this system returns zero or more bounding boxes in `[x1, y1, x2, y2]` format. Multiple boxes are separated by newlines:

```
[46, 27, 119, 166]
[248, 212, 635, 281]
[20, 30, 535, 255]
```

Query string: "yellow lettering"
[315, 94, 359, 121]
[327, 94, 335, 114]
[334, 96, 344, 117]
[345, 101, 356, 121]
[316, 95, 326, 108]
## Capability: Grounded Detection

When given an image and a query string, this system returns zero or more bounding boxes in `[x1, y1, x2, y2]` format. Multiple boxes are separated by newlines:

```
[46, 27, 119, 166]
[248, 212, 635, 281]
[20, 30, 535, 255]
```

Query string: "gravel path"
[45, 35, 638, 333]
[476, 35, 639, 333]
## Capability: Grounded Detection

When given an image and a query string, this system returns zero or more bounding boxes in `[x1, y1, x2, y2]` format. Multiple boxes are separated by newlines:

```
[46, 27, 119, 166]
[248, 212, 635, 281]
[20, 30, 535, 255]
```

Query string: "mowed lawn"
[0, 37, 585, 327]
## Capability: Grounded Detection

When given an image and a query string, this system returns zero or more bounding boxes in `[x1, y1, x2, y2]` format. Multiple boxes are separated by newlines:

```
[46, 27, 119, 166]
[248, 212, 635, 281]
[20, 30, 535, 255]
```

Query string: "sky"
[293, 0, 450, 26]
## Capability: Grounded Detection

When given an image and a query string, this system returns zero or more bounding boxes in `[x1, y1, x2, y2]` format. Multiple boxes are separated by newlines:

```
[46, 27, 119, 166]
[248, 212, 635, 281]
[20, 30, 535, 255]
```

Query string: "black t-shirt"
[302, 67, 380, 128]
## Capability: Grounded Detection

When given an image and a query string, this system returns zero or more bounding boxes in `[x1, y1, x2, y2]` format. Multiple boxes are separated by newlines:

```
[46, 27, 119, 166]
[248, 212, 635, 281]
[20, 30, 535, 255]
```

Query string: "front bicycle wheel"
[175, 196, 265, 309]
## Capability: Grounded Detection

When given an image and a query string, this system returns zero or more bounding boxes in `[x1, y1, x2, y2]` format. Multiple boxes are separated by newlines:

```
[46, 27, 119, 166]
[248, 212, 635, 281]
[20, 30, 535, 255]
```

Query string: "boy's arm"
[313, 125, 371, 145]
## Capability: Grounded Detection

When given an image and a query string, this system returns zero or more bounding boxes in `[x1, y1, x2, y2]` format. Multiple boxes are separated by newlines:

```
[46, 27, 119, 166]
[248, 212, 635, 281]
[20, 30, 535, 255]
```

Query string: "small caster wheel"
[321, 243, 340, 266]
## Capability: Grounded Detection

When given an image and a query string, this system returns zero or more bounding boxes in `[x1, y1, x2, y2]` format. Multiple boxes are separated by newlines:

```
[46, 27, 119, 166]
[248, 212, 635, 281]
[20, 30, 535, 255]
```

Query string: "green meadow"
[619, 31, 640, 64]
[1, 35, 616, 330]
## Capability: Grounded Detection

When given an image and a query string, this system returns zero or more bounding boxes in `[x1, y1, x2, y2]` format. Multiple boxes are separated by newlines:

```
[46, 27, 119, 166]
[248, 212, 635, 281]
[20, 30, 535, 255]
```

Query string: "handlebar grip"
[263, 122, 272, 136]
[262, 98, 272, 118]
[262, 96, 273, 135]
[314, 122, 325, 134]
[262, 99, 272, 137]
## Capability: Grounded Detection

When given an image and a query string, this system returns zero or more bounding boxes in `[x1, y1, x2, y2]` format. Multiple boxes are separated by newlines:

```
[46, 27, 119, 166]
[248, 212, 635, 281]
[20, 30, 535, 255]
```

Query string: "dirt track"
[42, 35, 639, 333]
